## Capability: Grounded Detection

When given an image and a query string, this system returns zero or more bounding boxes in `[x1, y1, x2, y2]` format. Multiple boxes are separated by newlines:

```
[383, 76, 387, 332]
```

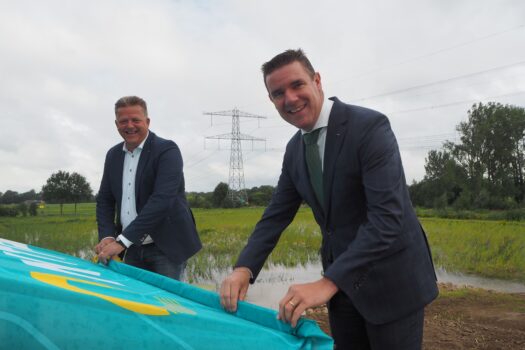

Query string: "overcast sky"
[1, 0, 524, 194]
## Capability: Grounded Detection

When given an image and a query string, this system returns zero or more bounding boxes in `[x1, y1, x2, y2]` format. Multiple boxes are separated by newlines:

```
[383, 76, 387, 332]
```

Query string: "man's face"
[265, 61, 324, 131]
[115, 105, 150, 151]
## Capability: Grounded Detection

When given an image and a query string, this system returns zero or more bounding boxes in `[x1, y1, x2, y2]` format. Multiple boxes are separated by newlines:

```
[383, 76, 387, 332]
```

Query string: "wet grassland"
[3, 203, 524, 347]
[0, 203, 524, 284]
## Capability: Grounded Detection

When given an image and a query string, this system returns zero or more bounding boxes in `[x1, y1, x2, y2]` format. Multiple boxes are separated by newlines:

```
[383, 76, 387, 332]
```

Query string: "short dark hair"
[114, 96, 148, 117]
[261, 49, 316, 82]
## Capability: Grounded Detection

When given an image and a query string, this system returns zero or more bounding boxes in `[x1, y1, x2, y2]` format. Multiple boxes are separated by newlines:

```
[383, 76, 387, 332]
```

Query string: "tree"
[42, 171, 72, 215]
[69, 172, 93, 214]
[212, 182, 229, 208]
[452, 102, 525, 206]
[414, 102, 525, 209]
[247, 185, 275, 206]
[19, 189, 39, 202]
[187, 192, 212, 208]
[0, 189, 39, 204]
[1, 190, 20, 204]
[41, 171, 93, 215]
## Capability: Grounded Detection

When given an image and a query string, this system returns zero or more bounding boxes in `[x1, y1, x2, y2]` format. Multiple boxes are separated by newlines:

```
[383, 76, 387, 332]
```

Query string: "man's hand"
[95, 237, 116, 254]
[278, 277, 339, 328]
[97, 241, 125, 265]
[220, 267, 252, 312]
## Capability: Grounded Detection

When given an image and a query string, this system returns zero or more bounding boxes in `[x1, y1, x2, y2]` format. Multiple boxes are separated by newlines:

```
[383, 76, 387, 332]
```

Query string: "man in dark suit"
[95, 96, 201, 280]
[220, 50, 438, 349]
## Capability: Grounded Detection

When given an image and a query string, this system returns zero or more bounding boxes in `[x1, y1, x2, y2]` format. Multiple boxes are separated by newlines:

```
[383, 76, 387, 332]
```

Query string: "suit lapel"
[135, 132, 154, 204]
[323, 98, 348, 219]
[114, 146, 125, 208]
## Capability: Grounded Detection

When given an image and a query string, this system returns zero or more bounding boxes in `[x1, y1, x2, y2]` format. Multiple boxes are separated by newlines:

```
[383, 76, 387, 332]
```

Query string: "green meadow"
[421, 217, 525, 282]
[0, 203, 524, 283]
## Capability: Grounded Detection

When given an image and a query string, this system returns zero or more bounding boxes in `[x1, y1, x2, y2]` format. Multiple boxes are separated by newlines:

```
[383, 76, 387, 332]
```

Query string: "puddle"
[435, 267, 525, 294]
[194, 263, 525, 310]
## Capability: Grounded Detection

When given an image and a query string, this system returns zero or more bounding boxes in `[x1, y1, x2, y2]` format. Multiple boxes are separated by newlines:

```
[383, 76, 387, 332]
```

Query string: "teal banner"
[0, 238, 332, 349]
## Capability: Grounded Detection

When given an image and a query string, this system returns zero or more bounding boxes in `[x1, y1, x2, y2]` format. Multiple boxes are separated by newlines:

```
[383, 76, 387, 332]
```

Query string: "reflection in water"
[245, 263, 324, 310]
[196, 263, 525, 310]
[435, 267, 525, 294]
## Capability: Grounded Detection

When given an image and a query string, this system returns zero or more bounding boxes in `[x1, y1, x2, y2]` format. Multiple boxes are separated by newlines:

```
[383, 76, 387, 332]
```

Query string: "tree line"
[409, 102, 525, 210]
[1, 175, 274, 216]
[6, 102, 521, 217]
[0, 171, 94, 216]
[187, 182, 275, 208]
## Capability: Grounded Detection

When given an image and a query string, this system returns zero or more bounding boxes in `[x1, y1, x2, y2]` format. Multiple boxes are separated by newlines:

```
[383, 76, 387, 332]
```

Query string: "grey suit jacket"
[96, 131, 201, 265]
[236, 97, 438, 324]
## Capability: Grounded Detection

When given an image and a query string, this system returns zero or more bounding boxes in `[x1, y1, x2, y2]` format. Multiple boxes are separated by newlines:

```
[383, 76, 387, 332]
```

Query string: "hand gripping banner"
[0, 238, 332, 349]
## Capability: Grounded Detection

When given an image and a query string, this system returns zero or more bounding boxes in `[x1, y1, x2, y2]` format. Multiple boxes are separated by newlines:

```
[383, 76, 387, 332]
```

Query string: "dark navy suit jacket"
[96, 131, 201, 265]
[236, 98, 438, 324]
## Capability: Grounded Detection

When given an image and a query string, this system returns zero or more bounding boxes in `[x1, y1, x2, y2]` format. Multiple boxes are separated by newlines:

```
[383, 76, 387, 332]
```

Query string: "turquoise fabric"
[0, 238, 332, 349]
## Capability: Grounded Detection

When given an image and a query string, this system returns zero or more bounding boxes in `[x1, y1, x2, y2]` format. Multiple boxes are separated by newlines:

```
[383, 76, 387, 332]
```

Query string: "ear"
[114, 119, 118, 128]
[146, 118, 150, 126]
[314, 72, 322, 89]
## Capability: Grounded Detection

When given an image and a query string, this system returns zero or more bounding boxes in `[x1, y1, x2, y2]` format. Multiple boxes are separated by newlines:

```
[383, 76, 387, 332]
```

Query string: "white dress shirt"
[118, 133, 153, 247]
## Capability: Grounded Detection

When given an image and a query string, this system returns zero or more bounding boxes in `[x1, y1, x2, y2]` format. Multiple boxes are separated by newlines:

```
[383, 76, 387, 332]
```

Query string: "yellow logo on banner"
[31, 272, 170, 316]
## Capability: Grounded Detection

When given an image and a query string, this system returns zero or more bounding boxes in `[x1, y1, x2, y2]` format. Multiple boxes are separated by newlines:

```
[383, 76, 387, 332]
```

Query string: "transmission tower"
[204, 108, 266, 206]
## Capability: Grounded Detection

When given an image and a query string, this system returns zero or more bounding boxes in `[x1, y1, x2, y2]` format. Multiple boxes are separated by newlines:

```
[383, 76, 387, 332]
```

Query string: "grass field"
[421, 217, 525, 282]
[0, 203, 524, 283]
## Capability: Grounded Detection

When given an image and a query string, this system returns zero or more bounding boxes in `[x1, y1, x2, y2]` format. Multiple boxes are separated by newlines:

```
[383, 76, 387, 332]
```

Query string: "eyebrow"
[270, 88, 283, 97]
[270, 79, 305, 97]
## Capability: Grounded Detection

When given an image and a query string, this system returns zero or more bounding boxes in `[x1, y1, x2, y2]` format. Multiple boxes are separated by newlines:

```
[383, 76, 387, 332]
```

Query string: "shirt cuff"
[117, 234, 132, 248]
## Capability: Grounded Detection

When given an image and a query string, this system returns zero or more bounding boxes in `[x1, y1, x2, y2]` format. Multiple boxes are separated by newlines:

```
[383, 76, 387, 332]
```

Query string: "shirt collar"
[301, 98, 333, 134]
[122, 131, 149, 153]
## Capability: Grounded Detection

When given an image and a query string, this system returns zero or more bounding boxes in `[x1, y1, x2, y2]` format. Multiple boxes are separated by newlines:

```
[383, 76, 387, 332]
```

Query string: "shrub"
[0, 205, 19, 217]
[29, 202, 38, 216]
[18, 203, 28, 216]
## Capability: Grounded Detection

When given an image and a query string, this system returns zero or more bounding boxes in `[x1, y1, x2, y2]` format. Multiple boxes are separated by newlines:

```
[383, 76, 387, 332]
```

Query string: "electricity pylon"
[204, 108, 266, 206]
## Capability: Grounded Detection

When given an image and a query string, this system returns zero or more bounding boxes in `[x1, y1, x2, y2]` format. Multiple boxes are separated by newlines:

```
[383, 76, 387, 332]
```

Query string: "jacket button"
[326, 230, 332, 236]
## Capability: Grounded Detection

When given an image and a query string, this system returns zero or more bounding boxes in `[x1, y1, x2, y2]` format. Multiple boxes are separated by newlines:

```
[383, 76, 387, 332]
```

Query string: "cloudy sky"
[1, 0, 524, 194]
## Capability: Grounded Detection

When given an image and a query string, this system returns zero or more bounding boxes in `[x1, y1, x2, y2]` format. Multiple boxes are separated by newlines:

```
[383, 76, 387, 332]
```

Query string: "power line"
[349, 60, 525, 103]
[185, 150, 220, 169]
[388, 89, 525, 115]
[398, 133, 456, 141]
[331, 23, 525, 86]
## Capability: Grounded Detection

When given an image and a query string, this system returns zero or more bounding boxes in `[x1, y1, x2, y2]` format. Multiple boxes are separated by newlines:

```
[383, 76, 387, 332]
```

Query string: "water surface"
[197, 263, 525, 310]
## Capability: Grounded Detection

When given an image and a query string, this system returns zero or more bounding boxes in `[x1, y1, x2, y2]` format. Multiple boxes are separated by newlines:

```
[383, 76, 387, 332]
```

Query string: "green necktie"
[303, 128, 324, 207]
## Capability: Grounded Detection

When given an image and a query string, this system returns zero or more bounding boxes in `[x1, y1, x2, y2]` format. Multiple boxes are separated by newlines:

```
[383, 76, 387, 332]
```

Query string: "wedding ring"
[288, 300, 296, 307]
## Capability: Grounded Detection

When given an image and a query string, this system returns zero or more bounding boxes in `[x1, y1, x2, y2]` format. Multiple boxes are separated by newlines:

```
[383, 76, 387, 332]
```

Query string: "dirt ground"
[305, 283, 525, 349]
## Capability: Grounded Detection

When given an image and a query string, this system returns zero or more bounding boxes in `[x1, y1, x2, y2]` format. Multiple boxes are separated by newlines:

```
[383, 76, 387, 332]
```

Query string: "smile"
[288, 104, 306, 114]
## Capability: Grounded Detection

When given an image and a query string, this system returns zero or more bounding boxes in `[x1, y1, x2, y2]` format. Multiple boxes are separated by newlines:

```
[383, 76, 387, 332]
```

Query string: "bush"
[0, 205, 19, 217]
[29, 202, 38, 216]
[433, 193, 448, 209]
[18, 203, 28, 216]
[452, 190, 471, 210]
[504, 209, 524, 221]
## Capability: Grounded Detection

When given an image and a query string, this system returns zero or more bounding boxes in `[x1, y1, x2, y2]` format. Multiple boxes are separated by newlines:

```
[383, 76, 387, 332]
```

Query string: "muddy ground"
[305, 283, 525, 349]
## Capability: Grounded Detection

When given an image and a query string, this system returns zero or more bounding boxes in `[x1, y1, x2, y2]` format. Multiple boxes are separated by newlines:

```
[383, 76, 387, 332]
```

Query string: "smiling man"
[95, 96, 201, 280]
[220, 50, 438, 349]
